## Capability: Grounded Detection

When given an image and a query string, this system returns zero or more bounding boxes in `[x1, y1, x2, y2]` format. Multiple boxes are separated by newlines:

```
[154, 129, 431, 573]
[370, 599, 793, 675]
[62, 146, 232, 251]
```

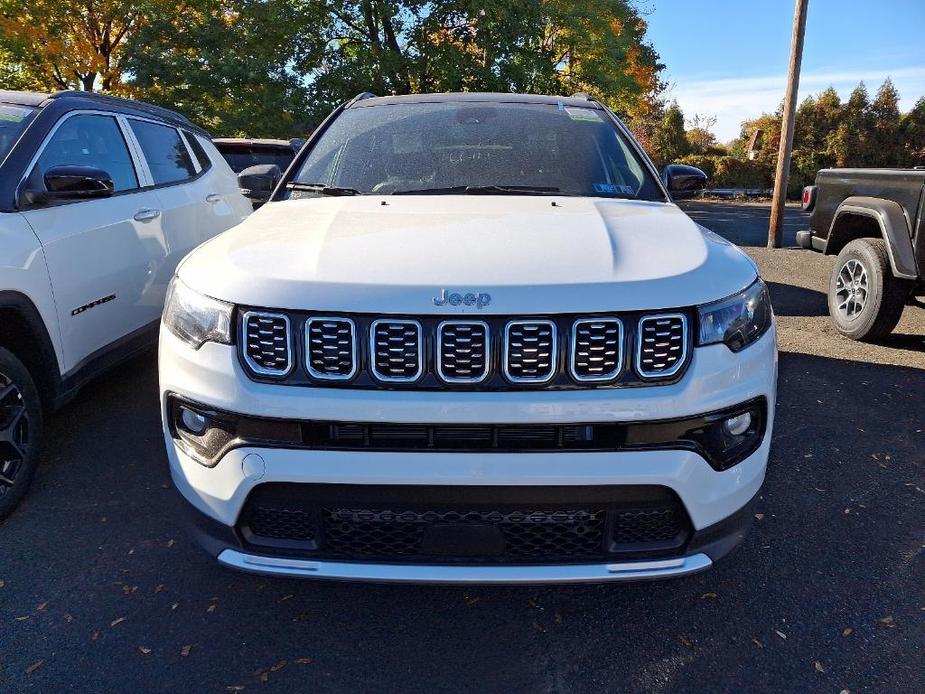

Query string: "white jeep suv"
[0, 90, 251, 518]
[161, 92, 776, 584]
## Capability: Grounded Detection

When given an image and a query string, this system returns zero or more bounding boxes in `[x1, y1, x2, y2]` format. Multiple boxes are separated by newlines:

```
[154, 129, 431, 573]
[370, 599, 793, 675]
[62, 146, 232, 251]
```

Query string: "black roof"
[0, 89, 202, 134]
[348, 92, 602, 109]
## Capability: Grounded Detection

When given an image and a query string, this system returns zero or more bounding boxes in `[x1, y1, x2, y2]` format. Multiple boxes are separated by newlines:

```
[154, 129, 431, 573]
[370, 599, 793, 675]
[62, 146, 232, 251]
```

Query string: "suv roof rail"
[571, 92, 594, 101]
[345, 91, 378, 108]
[47, 90, 194, 127]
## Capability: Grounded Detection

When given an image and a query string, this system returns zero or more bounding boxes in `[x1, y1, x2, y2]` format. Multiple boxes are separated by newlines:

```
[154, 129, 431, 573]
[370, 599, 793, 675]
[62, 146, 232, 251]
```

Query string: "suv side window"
[128, 120, 196, 185]
[35, 114, 138, 192]
[182, 130, 212, 172]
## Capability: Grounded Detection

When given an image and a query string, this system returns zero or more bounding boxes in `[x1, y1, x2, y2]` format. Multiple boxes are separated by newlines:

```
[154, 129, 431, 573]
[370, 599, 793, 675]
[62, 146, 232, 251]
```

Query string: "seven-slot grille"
[504, 320, 557, 383]
[241, 311, 292, 376]
[238, 312, 692, 385]
[370, 320, 423, 382]
[636, 314, 688, 378]
[570, 318, 623, 382]
[437, 321, 490, 383]
[306, 317, 357, 380]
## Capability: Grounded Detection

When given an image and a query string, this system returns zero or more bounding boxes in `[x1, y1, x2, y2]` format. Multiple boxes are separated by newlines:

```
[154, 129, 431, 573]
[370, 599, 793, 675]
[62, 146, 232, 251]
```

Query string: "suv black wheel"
[0, 346, 43, 520]
[828, 238, 909, 341]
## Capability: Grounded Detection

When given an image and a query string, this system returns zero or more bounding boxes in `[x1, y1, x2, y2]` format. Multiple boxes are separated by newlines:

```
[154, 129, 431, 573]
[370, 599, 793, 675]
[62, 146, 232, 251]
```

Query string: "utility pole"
[768, 0, 809, 248]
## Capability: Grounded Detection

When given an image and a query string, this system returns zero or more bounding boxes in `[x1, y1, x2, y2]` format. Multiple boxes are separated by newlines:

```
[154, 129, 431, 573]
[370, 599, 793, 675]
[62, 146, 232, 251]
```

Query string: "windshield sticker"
[565, 107, 603, 123]
[594, 182, 634, 195]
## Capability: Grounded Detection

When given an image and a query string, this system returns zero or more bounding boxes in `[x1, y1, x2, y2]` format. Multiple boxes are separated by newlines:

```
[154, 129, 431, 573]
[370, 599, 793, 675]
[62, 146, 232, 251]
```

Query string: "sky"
[643, 0, 925, 142]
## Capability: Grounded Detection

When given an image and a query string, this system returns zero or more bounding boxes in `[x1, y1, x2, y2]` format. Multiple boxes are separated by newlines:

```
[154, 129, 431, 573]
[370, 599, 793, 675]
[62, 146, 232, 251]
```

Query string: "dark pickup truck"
[798, 168, 925, 340]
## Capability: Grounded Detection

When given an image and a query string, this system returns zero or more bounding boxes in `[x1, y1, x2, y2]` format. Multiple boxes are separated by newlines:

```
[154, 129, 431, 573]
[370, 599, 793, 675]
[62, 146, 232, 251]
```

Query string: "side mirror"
[21, 165, 114, 207]
[238, 164, 281, 206]
[662, 164, 708, 199]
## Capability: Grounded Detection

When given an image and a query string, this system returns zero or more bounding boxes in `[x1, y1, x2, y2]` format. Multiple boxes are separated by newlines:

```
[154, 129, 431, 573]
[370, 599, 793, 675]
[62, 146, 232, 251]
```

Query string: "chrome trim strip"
[240, 311, 293, 377]
[305, 316, 358, 381]
[569, 317, 624, 383]
[436, 320, 491, 384]
[635, 313, 688, 379]
[503, 319, 558, 384]
[218, 549, 712, 584]
[369, 318, 424, 383]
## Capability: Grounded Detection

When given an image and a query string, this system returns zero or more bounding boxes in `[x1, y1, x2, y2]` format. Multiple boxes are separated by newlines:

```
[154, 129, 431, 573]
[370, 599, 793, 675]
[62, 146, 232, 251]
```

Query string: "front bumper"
[160, 324, 776, 583]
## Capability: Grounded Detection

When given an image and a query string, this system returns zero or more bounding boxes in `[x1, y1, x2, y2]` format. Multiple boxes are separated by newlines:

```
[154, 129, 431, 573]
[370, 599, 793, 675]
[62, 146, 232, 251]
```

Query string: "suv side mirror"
[662, 164, 708, 199]
[21, 165, 114, 207]
[238, 164, 281, 206]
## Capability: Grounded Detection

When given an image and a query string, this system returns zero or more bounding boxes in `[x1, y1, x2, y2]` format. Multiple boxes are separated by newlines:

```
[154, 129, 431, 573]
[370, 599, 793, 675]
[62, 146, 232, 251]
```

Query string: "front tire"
[0, 347, 43, 520]
[828, 238, 908, 341]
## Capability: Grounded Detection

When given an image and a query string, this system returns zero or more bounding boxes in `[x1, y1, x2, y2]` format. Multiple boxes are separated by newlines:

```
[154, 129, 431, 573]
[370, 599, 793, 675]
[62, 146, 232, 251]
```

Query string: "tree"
[832, 82, 872, 167]
[685, 113, 717, 154]
[0, 0, 147, 92]
[646, 100, 688, 166]
[123, 0, 329, 136]
[900, 96, 925, 165]
[867, 78, 901, 167]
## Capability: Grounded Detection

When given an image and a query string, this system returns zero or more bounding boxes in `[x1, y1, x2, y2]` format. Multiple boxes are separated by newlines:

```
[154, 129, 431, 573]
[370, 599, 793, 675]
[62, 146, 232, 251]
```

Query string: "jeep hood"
[179, 196, 758, 313]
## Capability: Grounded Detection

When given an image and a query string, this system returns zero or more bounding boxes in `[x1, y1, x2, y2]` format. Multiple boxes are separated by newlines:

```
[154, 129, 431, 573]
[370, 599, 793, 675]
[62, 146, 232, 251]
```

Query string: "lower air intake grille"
[571, 318, 623, 381]
[437, 321, 489, 383]
[306, 317, 357, 380]
[504, 320, 557, 383]
[237, 484, 693, 564]
[636, 314, 687, 378]
[370, 320, 422, 382]
[241, 312, 291, 376]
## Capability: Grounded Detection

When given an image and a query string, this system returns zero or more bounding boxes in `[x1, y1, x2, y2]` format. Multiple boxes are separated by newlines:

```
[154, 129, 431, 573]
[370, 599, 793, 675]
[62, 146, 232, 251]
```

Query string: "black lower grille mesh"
[238, 485, 691, 563]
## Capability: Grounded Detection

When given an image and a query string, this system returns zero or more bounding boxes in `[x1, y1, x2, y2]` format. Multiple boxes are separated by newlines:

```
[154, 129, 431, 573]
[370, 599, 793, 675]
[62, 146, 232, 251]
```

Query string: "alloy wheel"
[834, 258, 869, 319]
[0, 371, 31, 494]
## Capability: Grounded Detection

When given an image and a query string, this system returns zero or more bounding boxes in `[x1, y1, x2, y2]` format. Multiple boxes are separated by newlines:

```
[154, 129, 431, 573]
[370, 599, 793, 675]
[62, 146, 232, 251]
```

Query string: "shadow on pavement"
[766, 281, 828, 317]
[1, 347, 923, 692]
[679, 201, 808, 248]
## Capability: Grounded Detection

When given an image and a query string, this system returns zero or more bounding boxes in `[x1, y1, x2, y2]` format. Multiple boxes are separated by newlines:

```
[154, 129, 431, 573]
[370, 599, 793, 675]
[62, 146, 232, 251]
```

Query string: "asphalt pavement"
[1, 202, 922, 693]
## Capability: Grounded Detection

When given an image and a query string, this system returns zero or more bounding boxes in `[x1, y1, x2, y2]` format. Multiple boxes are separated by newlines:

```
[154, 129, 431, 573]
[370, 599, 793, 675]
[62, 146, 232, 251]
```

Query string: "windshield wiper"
[288, 182, 362, 196]
[393, 185, 562, 196]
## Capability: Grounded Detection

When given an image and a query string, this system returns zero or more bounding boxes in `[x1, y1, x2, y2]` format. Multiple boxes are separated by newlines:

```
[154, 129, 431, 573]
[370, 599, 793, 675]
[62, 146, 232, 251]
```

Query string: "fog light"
[723, 412, 752, 437]
[179, 406, 209, 435]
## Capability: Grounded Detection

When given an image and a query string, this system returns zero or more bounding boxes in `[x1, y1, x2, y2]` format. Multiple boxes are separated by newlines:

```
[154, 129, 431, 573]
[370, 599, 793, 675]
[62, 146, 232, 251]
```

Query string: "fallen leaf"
[181, 645, 193, 657]
[15, 616, 29, 622]
[754, 513, 765, 521]
[155, 584, 165, 593]
[138, 646, 152, 655]
[167, 539, 175, 548]
[26, 660, 44, 674]
[269, 661, 288, 673]
[752, 638, 764, 648]
[64, 613, 73, 623]
[91, 630, 100, 641]
[677, 634, 692, 648]
[814, 660, 825, 673]
[464, 596, 480, 606]
[292, 657, 313, 665]
[111, 617, 126, 627]
[842, 627, 853, 637]
[0, 579, 5, 588]
[207, 604, 216, 613]
[700, 592, 718, 600]
[279, 594, 293, 603]
[225, 687, 245, 692]
[36, 601, 48, 611]
[878, 616, 895, 627]
[775, 630, 787, 640]
[171, 603, 179, 610]
[259, 671, 269, 684]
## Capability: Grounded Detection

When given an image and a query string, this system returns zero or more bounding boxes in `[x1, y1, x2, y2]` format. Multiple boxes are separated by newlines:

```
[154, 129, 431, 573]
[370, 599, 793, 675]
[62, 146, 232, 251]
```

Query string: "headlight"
[697, 279, 772, 352]
[163, 277, 233, 349]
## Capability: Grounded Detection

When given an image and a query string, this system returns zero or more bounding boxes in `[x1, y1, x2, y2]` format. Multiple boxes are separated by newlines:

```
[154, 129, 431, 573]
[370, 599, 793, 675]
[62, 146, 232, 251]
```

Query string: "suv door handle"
[206, 193, 222, 204]
[133, 208, 161, 222]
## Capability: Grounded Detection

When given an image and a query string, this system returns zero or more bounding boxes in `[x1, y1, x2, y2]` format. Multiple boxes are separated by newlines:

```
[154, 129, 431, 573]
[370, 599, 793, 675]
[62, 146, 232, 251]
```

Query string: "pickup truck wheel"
[0, 347, 43, 521]
[828, 238, 908, 341]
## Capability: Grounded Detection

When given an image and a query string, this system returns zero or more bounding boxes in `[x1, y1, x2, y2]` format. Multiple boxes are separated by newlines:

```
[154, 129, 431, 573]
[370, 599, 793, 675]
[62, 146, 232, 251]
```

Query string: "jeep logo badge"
[433, 289, 491, 309]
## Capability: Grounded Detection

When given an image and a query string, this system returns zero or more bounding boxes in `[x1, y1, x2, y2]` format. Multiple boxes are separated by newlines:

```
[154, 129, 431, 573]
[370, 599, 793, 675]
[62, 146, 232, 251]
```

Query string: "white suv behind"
[0, 90, 251, 518]
[161, 92, 776, 584]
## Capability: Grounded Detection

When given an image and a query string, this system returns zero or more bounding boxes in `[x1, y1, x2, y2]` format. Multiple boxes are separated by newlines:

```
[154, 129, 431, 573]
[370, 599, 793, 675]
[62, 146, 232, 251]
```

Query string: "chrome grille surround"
[369, 319, 424, 383]
[503, 320, 558, 384]
[241, 311, 292, 376]
[570, 317, 624, 382]
[305, 317, 358, 381]
[436, 320, 490, 384]
[635, 313, 688, 379]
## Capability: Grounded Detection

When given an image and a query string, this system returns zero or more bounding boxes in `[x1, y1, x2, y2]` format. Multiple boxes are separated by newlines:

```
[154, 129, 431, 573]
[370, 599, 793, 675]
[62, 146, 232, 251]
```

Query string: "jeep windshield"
[288, 100, 665, 200]
[0, 103, 36, 166]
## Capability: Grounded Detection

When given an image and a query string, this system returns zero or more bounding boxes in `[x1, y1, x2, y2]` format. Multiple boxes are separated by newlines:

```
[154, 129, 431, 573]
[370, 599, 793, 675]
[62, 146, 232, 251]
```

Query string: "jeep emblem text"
[433, 289, 491, 309]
